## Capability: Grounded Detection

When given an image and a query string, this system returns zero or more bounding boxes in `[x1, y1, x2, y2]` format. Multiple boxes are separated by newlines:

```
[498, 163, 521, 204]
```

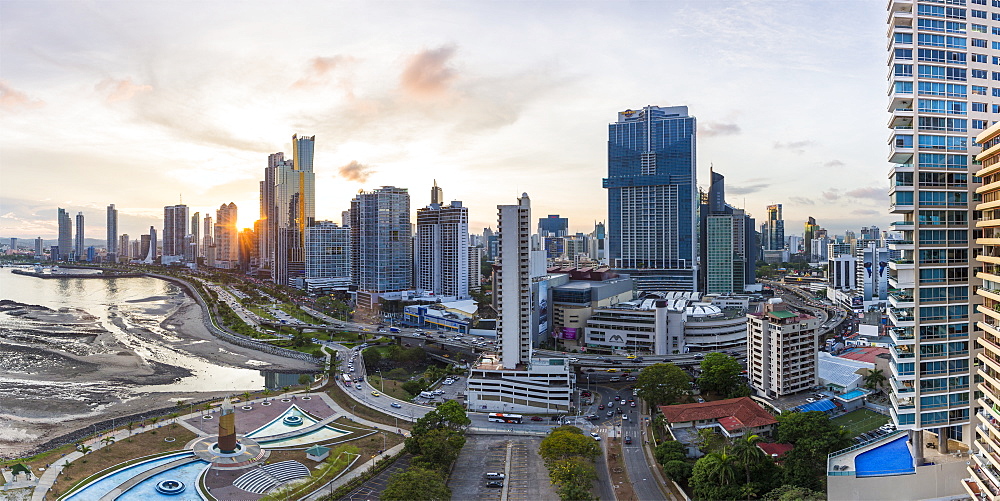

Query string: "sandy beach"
[0, 284, 319, 459]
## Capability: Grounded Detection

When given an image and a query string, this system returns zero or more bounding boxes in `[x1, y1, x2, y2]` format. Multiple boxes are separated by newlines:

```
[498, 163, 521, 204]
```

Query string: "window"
[994, 104, 1000, 113]
[896, 64, 914, 77]
[973, 9, 987, 18]
[973, 23, 988, 32]
[897, 48, 914, 60]
[994, 87, 1000, 96]
[973, 85, 988, 94]
[974, 69, 989, 78]
[974, 102, 988, 112]
[974, 119, 989, 128]
[897, 33, 913, 44]
[974, 54, 988, 63]
[897, 81, 914, 94]
[973, 38, 987, 48]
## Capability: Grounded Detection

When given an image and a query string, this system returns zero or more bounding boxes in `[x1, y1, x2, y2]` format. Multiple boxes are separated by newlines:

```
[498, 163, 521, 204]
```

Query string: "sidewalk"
[300, 443, 406, 501]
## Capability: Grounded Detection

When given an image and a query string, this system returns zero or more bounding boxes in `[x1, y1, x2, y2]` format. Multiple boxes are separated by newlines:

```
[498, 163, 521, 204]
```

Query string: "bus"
[342, 374, 352, 386]
[488, 413, 523, 424]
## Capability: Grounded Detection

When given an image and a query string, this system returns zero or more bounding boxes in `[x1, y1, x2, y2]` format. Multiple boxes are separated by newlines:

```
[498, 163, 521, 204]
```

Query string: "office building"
[237, 228, 256, 272]
[304, 221, 351, 292]
[118, 234, 130, 260]
[106, 204, 118, 261]
[605, 105, 698, 292]
[968, 121, 1000, 499]
[747, 298, 820, 398]
[416, 195, 470, 299]
[804, 217, 819, 259]
[763, 204, 784, 251]
[57, 208, 72, 261]
[886, 0, 981, 451]
[34, 237, 43, 258]
[349, 186, 412, 297]
[539, 214, 569, 237]
[162, 204, 188, 263]
[699, 168, 757, 294]
[431, 179, 443, 205]
[202, 215, 215, 266]
[190, 212, 200, 261]
[74, 212, 85, 260]
[141, 227, 157, 264]
[214, 203, 238, 268]
[262, 135, 316, 285]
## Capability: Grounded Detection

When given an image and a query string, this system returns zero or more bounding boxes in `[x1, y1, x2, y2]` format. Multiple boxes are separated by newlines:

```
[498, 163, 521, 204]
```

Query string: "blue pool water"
[855, 436, 915, 477]
[118, 459, 209, 501]
[64, 452, 194, 501]
[246, 404, 319, 438]
[840, 389, 868, 400]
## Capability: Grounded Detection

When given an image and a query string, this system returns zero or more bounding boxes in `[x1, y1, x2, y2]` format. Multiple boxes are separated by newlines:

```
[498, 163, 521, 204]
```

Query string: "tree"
[539, 428, 601, 463]
[363, 347, 383, 366]
[101, 436, 115, 450]
[662, 460, 693, 483]
[635, 363, 691, 406]
[549, 457, 598, 501]
[411, 400, 471, 435]
[762, 484, 826, 501]
[654, 440, 687, 465]
[381, 466, 451, 501]
[411, 428, 466, 471]
[298, 374, 312, 386]
[690, 450, 743, 500]
[75, 442, 92, 454]
[776, 411, 852, 490]
[698, 352, 749, 398]
[863, 368, 887, 392]
[731, 434, 766, 487]
[402, 379, 427, 397]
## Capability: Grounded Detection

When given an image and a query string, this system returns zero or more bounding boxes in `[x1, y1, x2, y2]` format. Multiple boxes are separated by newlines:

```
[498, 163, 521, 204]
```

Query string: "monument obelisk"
[218, 397, 237, 453]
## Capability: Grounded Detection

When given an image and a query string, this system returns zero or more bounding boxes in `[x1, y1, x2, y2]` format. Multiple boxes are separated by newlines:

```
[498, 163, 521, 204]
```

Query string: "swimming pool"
[855, 435, 915, 477]
[63, 452, 193, 501]
[840, 389, 868, 400]
[118, 459, 209, 501]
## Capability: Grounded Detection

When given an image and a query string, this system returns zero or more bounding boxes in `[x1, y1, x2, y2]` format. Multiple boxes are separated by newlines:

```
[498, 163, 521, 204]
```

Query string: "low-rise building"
[465, 355, 573, 414]
[658, 397, 778, 456]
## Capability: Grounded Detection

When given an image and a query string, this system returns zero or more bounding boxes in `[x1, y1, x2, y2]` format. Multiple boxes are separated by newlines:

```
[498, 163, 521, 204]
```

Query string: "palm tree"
[126, 421, 135, 437]
[699, 449, 739, 487]
[863, 368, 887, 392]
[168, 412, 180, 428]
[730, 434, 766, 487]
[101, 436, 115, 450]
[76, 443, 93, 455]
[242, 391, 252, 403]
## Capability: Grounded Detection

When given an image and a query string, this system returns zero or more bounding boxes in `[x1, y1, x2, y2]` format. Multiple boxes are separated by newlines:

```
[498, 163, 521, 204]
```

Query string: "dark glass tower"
[604, 105, 697, 291]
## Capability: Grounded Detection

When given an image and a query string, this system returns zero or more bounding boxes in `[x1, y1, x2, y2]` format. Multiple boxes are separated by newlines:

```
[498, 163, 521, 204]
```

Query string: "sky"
[0, 0, 890, 242]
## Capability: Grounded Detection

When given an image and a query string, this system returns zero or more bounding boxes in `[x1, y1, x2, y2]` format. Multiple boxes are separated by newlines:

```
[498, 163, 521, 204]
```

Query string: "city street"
[589, 384, 667, 501]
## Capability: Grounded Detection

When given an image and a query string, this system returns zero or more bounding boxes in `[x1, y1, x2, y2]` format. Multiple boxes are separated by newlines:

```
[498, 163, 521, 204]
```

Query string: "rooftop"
[658, 397, 777, 429]
[757, 442, 794, 459]
[837, 346, 890, 364]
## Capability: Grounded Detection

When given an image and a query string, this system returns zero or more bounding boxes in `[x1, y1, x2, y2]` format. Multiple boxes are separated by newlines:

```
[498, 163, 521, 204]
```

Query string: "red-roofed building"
[757, 442, 793, 460]
[658, 397, 778, 439]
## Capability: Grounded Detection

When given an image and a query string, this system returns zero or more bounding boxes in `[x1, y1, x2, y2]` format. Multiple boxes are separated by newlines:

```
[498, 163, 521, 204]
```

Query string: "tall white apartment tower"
[497, 193, 533, 369]
[162, 204, 188, 262]
[106, 204, 118, 261]
[416, 195, 470, 299]
[887, 0, 983, 453]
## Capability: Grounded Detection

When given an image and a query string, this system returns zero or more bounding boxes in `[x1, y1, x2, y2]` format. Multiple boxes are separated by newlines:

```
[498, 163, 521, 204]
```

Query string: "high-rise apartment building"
[304, 221, 351, 291]
[604, 105, 698, 292]
[118, 234, 130, 260]
[106, 204, 118, 261]
[190, 212, 200, 261]
[34, 237, 43, 258]
[349, 186, 412, 293]
[57, 208, 72, 261]
[968, 121, 1000, 500]
[74, 212, 85, 260]
[747, 298, 820, 398]
[203, 215, 215, 265]
[497, 193, 534, 368]
[214, 203, 238, 268]
[416, 196, 470, 299]
[162, 204, 188, 262]
[762, 204, 784, 251]
[887, 0, 981, 453]
[262, 135, 316, 285]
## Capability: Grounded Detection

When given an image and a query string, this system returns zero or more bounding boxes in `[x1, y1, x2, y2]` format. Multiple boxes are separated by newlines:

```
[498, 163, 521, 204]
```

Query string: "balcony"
[889, 258, 914, 271]
[889, 306, 915, 326]
[892, 344, 915, 360]
[890, 240, 914, 251]
[890, 326, 915, 342]
[890, 220, 914, 231]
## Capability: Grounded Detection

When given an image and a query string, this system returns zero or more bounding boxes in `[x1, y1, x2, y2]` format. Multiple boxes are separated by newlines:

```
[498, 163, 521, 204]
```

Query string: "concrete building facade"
[747, 298, 820, 398]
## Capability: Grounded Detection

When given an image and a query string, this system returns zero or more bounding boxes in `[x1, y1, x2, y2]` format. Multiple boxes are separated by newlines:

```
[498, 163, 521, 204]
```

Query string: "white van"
[419, 391, 435, 399]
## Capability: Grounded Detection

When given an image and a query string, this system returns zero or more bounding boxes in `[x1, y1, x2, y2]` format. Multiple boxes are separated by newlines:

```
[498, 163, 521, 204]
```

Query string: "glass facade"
[350, 186, 412, 293]
[604, 106, 697, 291]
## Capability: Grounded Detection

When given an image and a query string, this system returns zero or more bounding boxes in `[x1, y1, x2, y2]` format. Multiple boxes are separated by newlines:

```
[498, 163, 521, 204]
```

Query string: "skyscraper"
[431, 179, 443, 205]
[416, 196, 470, 299]
[350, 186, 412, 293]
[699, 168, 756, 294]
[804, 216, 819, 259]
[264, 135, 316, 285]
[74, 212, 85, 260]
[190, 212, 200, 261]
[34, 237, 43, 258]
[118, 234, 130, 260]
[762, 204, 784, 251]
[604, 105, 697, 291]
[538, 215, 569, 237]
[214, 203, 238, 268]
[203, 214, 215, 267]
[497, 193, 534, 368]
[57, 208, 72, 261]
[305, 221, 351, 290]
[106, 204, 118, 261]
[142, 226, 157, 263]
[887, 0, 980, 457]
[162, 204, 188, 262]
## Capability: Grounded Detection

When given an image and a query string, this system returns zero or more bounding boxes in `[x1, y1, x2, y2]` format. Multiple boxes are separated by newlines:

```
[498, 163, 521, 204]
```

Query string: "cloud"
[823, 160, 845, 168]
[95, 78, 152, 103]
[728, 183, 768, 195]
[789, 196, 814, 206]
[773, 140, 814, 154]
[400, 45, 458, 98]
[851, 209, 881, 216]
[292, 55, 356, 89]
[822, 190, 840, 201]
[0, 80, 44, 110]
[845, 186, 885, 201]
[700, 122, 741, 137]
[338, 160, 374, 182]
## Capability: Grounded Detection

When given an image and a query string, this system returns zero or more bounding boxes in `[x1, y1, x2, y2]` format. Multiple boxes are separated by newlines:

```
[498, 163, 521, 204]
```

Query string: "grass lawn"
[366, 375, 413, 402]
[326, 382, 413, 431]
[278, 304, 322, 323]
[831, 408, 890, 437]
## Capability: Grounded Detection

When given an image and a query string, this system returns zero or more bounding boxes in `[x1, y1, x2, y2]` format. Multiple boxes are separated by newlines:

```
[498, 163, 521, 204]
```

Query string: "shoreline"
[0, 272, 320, 459]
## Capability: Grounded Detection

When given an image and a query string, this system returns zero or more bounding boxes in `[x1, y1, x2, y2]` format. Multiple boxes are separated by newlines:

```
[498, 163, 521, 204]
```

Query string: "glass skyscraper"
[350, 186, 412, 293]
[887, 0, 983, 458]
[604, 105, 697, 292]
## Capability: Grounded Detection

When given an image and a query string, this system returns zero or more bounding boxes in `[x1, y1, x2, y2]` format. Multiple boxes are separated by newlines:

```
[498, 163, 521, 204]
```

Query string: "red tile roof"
[757, 442, 793, 458]
[838, 347, 889, 364]
[658, 397, 777, 429]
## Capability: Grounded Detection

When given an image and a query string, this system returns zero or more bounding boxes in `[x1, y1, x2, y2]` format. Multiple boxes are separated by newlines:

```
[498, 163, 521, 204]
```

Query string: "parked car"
[485, 473, 505, 480]
[486, 481, 504, 488]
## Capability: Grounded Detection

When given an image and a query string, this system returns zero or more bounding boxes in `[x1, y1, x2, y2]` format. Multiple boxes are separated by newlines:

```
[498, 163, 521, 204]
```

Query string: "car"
[569, 357, 579, 363]
[371, 391, 380, 397]
[485, 472, 506, 480]
[626, 354, 636, 359]
[616, 408, 623, 414]
[622, 414, 628, 421]
[391, 402, 402, 408]
[606, 368, 618, 373]
[581, 391, 592, 397]
[486, 481, 504, 488]
[611, 360, 623, 365]
[630, 401, 636, 407]
[609, 376, 620, 382]
[614, 395, 620, 401]
[586, 368, 596, 372]
[590, 432, 601, 441]
[806, 397, 816, 403]
[598, 404, 605, 410]
[607, 410, 614, 417]
[530, 416, 543, 421]
[625, 436, 632, 444]
[585, 414, 599, 420]
[355, 384, 362, 390]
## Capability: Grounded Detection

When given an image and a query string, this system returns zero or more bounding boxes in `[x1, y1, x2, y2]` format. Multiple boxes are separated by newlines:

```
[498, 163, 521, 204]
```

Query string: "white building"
[465, 193, 573, 414]
[747, 298, 820, 398]
[303, 221, 351, 292]
[213, 203, 238, 269]
[416, 199, 470, 299]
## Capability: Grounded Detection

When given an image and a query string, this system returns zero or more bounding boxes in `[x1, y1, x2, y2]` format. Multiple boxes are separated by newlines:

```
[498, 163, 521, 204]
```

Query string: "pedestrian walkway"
[299, 444, 406, 501]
